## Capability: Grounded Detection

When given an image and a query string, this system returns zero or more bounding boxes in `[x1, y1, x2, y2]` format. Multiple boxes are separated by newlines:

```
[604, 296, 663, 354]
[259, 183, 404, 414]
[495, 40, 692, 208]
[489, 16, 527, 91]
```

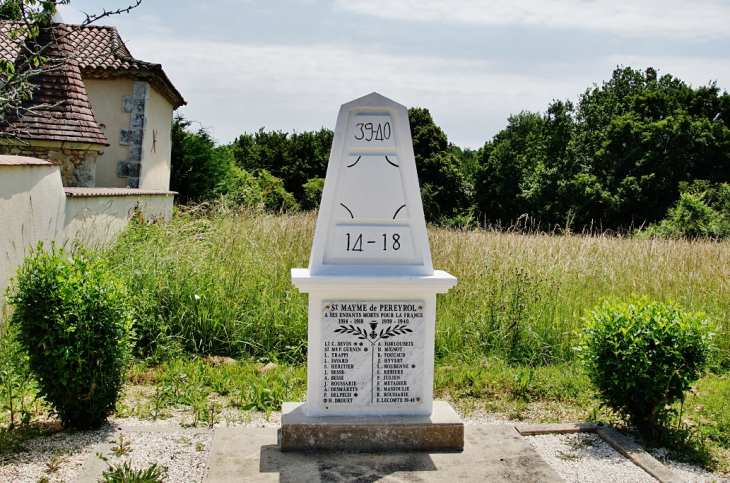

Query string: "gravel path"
[102, 432, 211, 483]
[1, 410, 728, 483]
[527, 432, 659, 483]
[527, 432, 730, 483]
[0, 427, 110, 483]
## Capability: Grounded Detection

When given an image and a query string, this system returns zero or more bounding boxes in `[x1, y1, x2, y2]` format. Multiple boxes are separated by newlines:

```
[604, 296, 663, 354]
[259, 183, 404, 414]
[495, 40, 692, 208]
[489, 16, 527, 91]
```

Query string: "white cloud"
[126, 37, 595, 148]
[333, 0, 730, 40]
[604, 55, 730, 89]
[125, 37, 730, 148]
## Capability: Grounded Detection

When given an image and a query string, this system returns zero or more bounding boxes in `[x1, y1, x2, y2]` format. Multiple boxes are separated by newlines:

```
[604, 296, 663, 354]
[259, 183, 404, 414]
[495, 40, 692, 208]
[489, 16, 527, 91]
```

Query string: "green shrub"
[255, 170, 299, 213]
[645, 181, 730, 239]
[658, 193, 729, 239]
[7, 243, 134, 429]
[577, 297, 712, 431]
[224, 167, 299, 213]
[0, 325, 36, 428]
[301, 177, 325, 210]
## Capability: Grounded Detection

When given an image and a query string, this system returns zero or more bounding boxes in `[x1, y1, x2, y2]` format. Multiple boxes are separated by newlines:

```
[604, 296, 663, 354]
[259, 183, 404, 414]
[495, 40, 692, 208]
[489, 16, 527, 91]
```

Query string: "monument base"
[279, 401, 464, 452]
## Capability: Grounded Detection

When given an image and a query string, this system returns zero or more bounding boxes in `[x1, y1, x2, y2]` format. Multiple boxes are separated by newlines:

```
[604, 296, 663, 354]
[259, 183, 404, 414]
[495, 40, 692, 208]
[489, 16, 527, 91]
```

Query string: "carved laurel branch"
[333, 325, 369, 340]
[379, 325, 412, 339]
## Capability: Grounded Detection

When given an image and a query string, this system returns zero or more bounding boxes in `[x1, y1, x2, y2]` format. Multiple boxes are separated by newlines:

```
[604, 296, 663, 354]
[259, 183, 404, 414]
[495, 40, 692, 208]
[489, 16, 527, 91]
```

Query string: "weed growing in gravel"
[99, 461, 168, 483]
[45, 451, 63, 473]
[111, 435, 133, 457]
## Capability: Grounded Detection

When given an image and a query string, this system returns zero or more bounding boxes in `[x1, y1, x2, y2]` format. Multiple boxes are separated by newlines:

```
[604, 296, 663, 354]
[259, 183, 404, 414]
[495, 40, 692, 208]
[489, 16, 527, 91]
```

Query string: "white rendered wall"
[0, 165, 66, 308]
[85, 78, 135, 188]
[1, 161, 174, 316]
[64, 194, 174, 248]
[139, 86, 174, 191]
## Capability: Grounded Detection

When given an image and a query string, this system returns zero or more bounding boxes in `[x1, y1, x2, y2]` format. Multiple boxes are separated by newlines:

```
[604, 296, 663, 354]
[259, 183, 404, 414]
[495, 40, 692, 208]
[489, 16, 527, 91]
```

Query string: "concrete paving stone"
[280, 401, 464, 452]
[516, 422, 600, 436]
[598, 425, 686, 483]
[203, 425, 563, 482]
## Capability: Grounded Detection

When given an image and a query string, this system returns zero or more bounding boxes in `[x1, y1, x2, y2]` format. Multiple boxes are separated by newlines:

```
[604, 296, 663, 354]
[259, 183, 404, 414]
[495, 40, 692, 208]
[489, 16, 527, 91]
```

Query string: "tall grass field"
[2, 204, 729, 469]
[102, 204, 730, 369]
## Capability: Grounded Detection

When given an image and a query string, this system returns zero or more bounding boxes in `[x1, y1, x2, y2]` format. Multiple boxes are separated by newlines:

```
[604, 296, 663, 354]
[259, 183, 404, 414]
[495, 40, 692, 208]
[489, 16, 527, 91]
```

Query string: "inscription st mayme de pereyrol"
[321, 301, 425, 406]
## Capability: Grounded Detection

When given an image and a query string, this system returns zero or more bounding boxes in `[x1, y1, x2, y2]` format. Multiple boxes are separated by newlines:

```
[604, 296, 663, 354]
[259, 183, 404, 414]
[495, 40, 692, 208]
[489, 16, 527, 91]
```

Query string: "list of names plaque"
[321, 301, 425, 406]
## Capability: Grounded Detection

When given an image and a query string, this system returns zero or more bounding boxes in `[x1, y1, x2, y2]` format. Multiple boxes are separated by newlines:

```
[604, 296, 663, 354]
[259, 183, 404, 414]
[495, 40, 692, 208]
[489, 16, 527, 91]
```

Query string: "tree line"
[171, 66, 730, 237]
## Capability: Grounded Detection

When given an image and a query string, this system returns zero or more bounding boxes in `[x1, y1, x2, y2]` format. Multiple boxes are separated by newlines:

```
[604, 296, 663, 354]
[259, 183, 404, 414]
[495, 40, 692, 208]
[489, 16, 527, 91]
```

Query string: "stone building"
[0, 21, 184, 307]
[0, 21, 185, 189]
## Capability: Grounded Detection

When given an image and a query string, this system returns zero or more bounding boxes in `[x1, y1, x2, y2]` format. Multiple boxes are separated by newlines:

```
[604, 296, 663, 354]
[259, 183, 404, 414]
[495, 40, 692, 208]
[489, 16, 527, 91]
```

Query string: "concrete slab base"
[203, 425, 563, 483]
[279, 401, 464, 452]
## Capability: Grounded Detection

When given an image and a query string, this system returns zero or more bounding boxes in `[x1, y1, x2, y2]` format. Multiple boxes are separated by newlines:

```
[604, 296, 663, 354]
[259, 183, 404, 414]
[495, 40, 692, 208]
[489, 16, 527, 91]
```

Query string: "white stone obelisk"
[283, 93, 462, 451]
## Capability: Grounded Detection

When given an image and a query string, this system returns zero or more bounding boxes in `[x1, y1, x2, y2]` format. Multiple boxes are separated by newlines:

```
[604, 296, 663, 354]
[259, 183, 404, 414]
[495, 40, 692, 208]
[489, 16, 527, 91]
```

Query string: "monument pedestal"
[280, 401, 463, 452]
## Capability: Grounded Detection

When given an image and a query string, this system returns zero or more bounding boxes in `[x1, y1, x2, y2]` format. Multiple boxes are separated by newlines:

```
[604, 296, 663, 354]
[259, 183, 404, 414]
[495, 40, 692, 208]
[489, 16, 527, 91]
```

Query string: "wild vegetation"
[1, 206, 729, 469]
[95, 207, 730, 468]
[7, 243, 134, 429]
[2, 64, 730, 472]
[170, 66, 730, 235]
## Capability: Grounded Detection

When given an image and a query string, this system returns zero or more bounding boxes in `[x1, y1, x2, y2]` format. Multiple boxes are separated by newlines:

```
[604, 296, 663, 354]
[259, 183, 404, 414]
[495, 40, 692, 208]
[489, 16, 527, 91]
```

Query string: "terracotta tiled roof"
[0, 22, 186, 143]
[67, 25, 186, 109]
[0, 23, 21, 60]
[0, 155, 59, 166]
[2, 23, 109, 146]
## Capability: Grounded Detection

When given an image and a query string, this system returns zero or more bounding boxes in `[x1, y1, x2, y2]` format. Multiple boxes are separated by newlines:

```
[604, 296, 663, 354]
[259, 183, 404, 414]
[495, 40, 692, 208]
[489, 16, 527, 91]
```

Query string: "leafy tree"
[473, 66, 730, 232]
[231, 128, 333, 204]
[170, 114, 236, 203]
[450, 144, 481, 187]
[408, 107, 471, 221]
[569, 67, 730, 229]
[0, 1, 22, 20]
[475, 111, 545, 225]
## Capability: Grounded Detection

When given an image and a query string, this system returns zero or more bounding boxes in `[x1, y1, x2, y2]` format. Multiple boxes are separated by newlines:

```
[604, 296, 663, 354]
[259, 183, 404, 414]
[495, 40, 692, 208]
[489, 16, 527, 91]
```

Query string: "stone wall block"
[122, 96, 146, 114]
[132, 82, 150, 99]
[117, 81, 149, 183]
[117, 161, 141, 178]
[74, 151, 97, 187]
[130, 112, 146, 129]
[128, 146, 142, 162]
[120, 129, 143, 146]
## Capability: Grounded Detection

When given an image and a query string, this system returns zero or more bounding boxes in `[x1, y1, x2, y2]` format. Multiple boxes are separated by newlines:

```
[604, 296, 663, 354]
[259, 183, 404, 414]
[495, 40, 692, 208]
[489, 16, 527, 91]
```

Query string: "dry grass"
[430, 227, 730, 364]
[105, 207, 730, 365]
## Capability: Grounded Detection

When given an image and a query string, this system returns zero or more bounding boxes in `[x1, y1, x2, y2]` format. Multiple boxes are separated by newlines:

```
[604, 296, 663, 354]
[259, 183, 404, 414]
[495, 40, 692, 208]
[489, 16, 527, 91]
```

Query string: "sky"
[58, 0, 730, 150]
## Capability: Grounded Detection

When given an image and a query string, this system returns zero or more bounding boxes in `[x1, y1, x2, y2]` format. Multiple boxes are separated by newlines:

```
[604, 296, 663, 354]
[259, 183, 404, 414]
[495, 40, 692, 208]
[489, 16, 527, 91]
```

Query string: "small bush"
[301, 177, 325, 210]
[577, 297, 712, 431]
[224, 167, 299, 213]
[645, 181, 730, 239]
[255, 170, 299, 213]
[7, 243, 134, 429]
